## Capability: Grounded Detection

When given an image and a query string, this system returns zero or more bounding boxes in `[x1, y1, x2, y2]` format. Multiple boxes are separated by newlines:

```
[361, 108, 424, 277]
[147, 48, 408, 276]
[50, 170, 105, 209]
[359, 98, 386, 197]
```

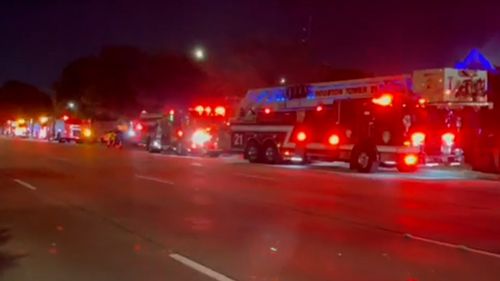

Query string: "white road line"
[51, 156, 72, 163]
[235, 173, 276, 181]
[135, 175, 174, 185]
[13, 179, 37, 190]
[169, 253, 236, 281]
[405, 233, 500, 259]
[150, 153, 198, 160]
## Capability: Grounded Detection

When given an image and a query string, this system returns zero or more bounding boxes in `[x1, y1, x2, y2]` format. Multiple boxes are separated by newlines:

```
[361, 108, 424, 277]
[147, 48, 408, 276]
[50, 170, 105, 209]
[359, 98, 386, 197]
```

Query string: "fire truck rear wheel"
[262, 142, 280, 164]
[351, 145, 379, 173]
[245, 141, 261, 163]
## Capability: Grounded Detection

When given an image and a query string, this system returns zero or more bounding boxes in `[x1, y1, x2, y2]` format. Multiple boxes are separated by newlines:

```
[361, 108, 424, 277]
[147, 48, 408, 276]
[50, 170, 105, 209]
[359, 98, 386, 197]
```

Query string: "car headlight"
[83, 128, 92, 138]
[152, 140, 161, 148]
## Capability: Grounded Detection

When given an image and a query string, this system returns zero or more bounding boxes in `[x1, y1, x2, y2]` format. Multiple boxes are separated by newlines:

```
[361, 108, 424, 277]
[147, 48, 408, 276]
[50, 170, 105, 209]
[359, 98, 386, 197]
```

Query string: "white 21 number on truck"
[232, 133, 244, 147]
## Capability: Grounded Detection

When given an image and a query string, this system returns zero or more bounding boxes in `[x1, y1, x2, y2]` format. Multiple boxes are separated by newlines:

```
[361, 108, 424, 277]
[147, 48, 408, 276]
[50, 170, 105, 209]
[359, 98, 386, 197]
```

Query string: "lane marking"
[169, 253, 236, 281]
[13, 179, 37, 190]
[149, 153, 198, 160]
[51, 156, 73, 163]
[191, 162, 203, 167]
[405, 233, 500, 259]
[135, 175, 174, 185]
[235, 173, 276, 182]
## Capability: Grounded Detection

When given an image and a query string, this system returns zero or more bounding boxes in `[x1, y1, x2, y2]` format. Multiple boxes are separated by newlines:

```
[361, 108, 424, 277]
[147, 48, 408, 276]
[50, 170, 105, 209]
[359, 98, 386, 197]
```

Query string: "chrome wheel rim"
[358, 152, 370, 168]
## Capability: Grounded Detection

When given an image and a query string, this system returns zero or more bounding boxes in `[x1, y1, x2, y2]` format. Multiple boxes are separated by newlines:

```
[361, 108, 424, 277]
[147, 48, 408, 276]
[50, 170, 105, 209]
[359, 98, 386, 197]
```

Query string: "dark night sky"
[1, 0, 499, 89]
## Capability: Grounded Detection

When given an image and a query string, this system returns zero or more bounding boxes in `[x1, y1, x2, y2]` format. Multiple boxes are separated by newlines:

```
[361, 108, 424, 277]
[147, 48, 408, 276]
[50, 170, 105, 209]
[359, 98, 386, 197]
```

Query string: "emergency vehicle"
[230, 68, 490, 172]
[55, 115, 93, 143]
[145, 103, 233, 156]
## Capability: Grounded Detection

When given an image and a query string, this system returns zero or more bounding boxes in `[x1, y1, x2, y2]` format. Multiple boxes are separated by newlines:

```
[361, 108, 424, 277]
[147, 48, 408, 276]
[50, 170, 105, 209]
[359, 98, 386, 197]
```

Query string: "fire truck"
[230, 68, 490, 172]
[55, 116, 93, 143]
[145, 103, 233, 156]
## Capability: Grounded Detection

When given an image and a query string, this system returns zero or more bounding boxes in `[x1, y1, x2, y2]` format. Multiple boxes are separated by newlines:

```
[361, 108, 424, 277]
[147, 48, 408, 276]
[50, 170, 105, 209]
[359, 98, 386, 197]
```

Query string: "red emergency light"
[411, 132, 426, 147]
[442, 132, 455, 146]
[328, 134, 340, 145]
[215, 106, 226, 116]
[404, 154, 418, 166]
[296, 131, 307, 142]
[195, 105, 204, 115]
[372, 94, 393, 107]
[135, 123, 143, 131]
[62, 115, 69, 121]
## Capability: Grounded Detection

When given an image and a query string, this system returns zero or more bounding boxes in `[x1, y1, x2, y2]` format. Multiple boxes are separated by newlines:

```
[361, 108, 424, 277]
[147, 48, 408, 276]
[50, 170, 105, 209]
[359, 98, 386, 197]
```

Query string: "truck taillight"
[442, 132, 455, 146]
[296, 131, 307, 142]
[328, 134, 340, 145]
[411, 132, 426, 147]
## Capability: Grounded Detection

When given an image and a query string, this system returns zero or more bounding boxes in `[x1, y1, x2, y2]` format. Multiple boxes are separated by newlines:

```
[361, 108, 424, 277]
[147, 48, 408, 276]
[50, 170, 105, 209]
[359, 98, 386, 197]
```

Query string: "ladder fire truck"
[230, 68, 490, 172]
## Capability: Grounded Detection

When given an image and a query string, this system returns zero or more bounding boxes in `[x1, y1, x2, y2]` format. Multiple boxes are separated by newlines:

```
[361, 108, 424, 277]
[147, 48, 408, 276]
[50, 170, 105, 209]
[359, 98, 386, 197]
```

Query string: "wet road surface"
[0, 138, 499, 281]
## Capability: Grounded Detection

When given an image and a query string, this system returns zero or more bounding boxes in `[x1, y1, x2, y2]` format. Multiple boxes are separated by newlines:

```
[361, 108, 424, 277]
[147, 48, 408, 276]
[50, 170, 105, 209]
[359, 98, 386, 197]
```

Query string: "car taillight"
[404, 154, 418, 166]
[264, 108, 271, 114]
[411, 132, 426, 147]
[296, 131, 307, 142]
[316, 105, 323, 112]
[328, 134, 340, 145]
[442, 132, 455, 146]
[177, 130, 183, 137]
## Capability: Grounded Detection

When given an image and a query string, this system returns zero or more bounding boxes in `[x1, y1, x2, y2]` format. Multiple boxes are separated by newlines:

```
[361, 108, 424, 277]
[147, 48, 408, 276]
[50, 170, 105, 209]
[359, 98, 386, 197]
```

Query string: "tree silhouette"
[54, 46, 207, 119]
[0, 81, 52, 121]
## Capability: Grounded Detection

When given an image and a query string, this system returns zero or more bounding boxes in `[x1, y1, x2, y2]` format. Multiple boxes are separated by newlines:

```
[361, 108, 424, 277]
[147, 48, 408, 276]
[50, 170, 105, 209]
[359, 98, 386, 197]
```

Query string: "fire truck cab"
[231, 68, 490, 172]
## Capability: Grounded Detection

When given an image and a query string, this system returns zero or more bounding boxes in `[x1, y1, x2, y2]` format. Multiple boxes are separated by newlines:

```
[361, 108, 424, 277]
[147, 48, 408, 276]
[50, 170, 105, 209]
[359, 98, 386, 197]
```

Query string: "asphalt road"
[0, 137, 500, 281]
